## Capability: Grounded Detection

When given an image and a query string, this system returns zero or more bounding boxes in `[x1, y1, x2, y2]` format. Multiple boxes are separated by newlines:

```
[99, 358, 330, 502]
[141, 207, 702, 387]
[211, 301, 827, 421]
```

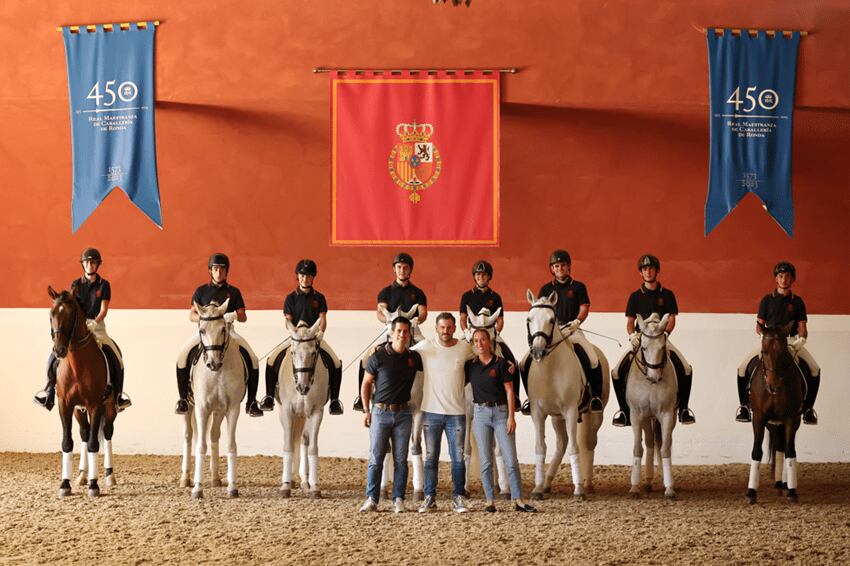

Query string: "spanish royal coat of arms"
[388, 121, 442, 203]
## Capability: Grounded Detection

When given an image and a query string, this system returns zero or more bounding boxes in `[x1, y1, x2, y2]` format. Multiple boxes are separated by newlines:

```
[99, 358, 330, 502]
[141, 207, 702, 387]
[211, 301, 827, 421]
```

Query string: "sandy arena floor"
[0, 452, 848, 565]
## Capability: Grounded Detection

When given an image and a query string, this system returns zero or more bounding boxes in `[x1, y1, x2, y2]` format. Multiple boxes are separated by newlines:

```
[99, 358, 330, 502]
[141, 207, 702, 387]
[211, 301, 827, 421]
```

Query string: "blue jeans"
[423, 412, 466, 498]
[366, 407, 412, 502]
[472, 404, 523, 501]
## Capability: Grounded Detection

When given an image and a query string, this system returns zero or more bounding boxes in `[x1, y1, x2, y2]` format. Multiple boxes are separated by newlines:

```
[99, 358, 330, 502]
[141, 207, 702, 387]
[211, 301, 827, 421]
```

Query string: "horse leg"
[642, 419, 655, 492]
[209, 411, 224, 487]
[279, 407, 294, 497]
[410, 412, 424, 502]
[299, 420, 310, 491]
[494, 439, 510, 499]
[102, 407, 116, 487]
[75, 409, 89, 486]
[563, 409, 583, 500]
[85, 406, 102, 497]
[192, 408, 209, 499]
[784, 419, 800, 503]
[747, 414, 767, 504]
[180, 412, 193, 487]
[659, 413, 676, 500]
[629, 413, 644, 498]
[544, 417, 567, 496]
[380, 443, 392, 500]
[774, 449, 786, 492]
[530, 410, 547, 500]
[307, 412, 323, 498]
[225, 404, 239, 498]
[58, 400, 75, 498]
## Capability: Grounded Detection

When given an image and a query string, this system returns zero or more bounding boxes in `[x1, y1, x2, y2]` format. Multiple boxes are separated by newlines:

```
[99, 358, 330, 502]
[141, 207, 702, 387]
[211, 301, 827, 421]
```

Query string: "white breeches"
[86, 320, 123, 368]
[666, 340, 692, 376]
[738, 343, 820, 378]
[176, 327, 258, 370]
[266, 339, 341, 368]
[568, 329, 599, 368]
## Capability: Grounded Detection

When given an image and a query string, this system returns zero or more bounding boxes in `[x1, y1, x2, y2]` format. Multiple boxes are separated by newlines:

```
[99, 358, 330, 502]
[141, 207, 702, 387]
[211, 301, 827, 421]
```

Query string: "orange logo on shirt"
[489, 368, 497, 377]
[787, 304, 794, 312]
[657, 298, 664, 306]
[567, 289, 574, 298]
[312, 300, 319, 308]
[407, 358, 414, 367]
[95, 289, 101, 298]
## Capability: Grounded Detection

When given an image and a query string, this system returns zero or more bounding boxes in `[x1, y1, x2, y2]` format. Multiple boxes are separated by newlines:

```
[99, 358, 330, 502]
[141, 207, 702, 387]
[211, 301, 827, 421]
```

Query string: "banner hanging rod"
[694, 25, 809, 38]
[57, 20, 160, 32]
[313, 68, 517, 74]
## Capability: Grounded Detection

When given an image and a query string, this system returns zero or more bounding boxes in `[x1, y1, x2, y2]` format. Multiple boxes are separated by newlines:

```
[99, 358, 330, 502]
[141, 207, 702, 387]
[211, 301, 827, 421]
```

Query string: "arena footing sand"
[1, 453, 848, 565]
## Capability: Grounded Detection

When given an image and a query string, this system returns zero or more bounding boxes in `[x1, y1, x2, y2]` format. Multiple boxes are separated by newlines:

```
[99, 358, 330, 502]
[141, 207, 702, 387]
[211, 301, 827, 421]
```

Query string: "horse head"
[526, 289, 562, 362]
[465, 305, 501, 351]
[635, 313, 670, 383]
[48, 286, 85, 358]
[286, 318, 322, 395]
[758, 321, 794, 394]
[381, 304, 423, 345]
[195, 298, 231, 371]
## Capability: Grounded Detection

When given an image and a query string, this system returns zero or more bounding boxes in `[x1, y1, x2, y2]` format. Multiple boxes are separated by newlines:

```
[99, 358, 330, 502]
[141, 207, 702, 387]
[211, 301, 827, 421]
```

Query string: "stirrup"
[678, 408, 696, 425]
[802, 408, 818, 425]
[34, 392, 54, 411]
[520, 400, 531, 416]
[116, 393, 132, 411]
[612, 411, 630, 427]
[589, 396, 604, 413]
[353, 396, 364, 413]
[174, 399, 189, 415]
[259, 396, 275, 412]
[735, 406, 752, 423]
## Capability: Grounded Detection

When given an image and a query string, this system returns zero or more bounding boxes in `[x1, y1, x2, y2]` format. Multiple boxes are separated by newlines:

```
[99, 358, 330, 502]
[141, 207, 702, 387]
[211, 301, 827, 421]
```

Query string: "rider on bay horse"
[35, 248, 131, 412]
[174, 253, 263, 417]
[458, 260, 521, 413]
[260, 259, 344, 415]
[521, 250, 604, 416]
[735, 261, 820, 425]
[611, 254, 696, 427]
[353, 252, 427, 412]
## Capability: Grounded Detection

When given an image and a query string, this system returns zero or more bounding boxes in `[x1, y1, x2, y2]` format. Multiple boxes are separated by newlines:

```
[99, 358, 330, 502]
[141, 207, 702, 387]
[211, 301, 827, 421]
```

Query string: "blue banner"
[706, 30, 800, 237]
[62, 23, 162, 232]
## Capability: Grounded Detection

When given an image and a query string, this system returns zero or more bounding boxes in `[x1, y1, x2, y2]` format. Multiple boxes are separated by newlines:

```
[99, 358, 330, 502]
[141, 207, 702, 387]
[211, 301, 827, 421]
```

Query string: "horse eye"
[199, 329, 206, 335]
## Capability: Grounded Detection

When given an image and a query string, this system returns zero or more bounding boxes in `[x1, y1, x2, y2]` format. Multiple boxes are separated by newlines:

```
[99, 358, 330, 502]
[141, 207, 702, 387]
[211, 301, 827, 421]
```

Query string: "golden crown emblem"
[395, 121, 434, 143]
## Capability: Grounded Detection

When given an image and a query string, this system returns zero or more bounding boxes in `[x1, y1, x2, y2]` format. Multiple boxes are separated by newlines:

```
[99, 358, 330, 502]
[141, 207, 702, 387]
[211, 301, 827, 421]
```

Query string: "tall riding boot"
[104, 346, 131, 411]
[34, 354, 58, 411]
[520, 357, 532, 415]
[175, 365, 191, 415]
[735, 372, 751, 422]
[246, 366, 263, 417]
[353, 363, 365, 412]
[329, 363, 344, 415]
[802, 371, 820, 425]
[611, 372, 630, 427]
[677, 371, 695, 425]
[260, 355, 279, 411]
[588, 364, 604, 413]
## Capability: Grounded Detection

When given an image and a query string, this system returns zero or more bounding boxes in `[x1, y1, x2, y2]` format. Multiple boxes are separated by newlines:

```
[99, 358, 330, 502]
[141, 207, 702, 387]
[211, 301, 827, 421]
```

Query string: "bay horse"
[48, 286, 117, 498]
[746, 322, 803, 504]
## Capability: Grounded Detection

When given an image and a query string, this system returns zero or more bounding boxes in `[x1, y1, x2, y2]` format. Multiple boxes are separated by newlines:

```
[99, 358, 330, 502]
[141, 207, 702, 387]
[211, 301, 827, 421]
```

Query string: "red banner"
[331, 71, 499, 246]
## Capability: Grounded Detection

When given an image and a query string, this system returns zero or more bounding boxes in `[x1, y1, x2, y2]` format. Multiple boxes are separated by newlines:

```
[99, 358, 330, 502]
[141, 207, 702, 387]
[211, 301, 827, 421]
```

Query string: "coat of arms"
[388, 121, 442, 203]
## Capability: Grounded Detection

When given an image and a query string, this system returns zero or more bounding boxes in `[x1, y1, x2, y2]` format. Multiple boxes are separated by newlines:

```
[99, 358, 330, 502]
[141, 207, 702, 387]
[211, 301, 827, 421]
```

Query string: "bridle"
[634, 328, 668, 378]
[290, 334, 320, 393]
[198, 313, 230, 365]
[526, 303, 570, 357]
[759, 333, 793, 395]
[50, 298, 93, 351]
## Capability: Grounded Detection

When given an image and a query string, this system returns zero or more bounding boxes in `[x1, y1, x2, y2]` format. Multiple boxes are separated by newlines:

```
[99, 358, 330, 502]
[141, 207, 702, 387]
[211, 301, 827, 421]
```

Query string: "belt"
[374, 402, 409, 412]
[475, 401, 507, 407]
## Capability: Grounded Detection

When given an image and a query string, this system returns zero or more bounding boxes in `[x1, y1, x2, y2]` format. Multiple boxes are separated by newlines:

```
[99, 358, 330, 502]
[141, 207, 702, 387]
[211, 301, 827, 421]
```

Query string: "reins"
[634, 329, 668, 379]
[198, 313, 230, 364]
[526, 303, 571, 358]
[290, 334, 320, 393]
[51, 298, 94, 351]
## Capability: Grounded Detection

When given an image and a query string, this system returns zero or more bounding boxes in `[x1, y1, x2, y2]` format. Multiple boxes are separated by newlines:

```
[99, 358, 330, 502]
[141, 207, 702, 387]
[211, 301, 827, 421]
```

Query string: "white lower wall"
[4, 308, 848, 464]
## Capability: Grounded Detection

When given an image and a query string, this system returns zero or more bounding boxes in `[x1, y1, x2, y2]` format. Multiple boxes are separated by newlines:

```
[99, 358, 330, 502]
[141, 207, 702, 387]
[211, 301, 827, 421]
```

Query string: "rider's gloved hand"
[629, 332, 641, 349]
[224, 312, 237, 324]
[566, 319, 581, 332]
[316, 330, 325, 342]
[790, 336, 806, 352]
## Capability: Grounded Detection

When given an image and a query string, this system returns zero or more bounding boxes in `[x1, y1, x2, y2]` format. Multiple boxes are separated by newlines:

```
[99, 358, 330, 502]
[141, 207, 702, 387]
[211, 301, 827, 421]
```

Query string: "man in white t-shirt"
[412, 312, 474, 513]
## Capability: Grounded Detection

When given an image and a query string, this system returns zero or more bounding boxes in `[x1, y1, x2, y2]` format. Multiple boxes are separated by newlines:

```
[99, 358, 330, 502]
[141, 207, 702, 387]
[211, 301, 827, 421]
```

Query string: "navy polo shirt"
[539, 278, 590, 325]
[284, 287, 328, 326]
[191, 282, 246, 313]
[460, 287, 504, 317]
[625, 284, 678, 319]
[465, 356, 512, 405]
[758, 291, 807, 337]
[366, 344, 423, 405]
[71, 275, 111, 319]
[377, 281, 427, 312]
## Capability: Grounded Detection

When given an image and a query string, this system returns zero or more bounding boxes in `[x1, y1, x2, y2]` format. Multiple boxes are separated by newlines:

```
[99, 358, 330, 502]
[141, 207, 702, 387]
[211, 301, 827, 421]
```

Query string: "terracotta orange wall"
[1, 1, 848, 313]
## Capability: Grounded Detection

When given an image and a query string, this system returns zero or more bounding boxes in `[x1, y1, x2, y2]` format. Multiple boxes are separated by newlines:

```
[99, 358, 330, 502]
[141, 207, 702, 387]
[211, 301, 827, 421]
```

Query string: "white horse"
[525, 290, 610, 499]
[277, 318, 328, 498]
[626, 313, 677, 500]
[178, 299, 246, 499]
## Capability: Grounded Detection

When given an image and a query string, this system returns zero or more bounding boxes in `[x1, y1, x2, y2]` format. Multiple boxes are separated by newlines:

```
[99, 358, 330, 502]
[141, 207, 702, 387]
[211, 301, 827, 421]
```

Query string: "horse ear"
[466, 305, 476, 319]
[492, 306, 503, 320]
[635, 314, 645, 331]
[48, 286, 59, 299]
[757, 321, 767, 334]
[193, 301, 204, 315]
[405, 304, 418, 321]
[548, 291, 558, 305]
[659, 313, 670, 330]
[286, 318, 298, 334]
[218, 298, 231, 316]
[309, 318, 322, 336]
[526, 289, 535, 305]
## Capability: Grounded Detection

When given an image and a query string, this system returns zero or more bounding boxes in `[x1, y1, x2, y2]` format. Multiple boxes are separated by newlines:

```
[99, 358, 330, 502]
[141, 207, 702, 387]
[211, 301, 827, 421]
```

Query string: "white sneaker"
[393, 497, 406, 514]
[418, 495, 436, 513]
[453, 495, 469, 513]
[358, 498, 377, 513]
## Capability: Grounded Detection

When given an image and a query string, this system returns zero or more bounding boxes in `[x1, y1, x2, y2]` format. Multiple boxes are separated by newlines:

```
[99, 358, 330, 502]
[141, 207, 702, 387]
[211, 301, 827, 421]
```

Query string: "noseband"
[51, 299, 92, 350]
[526, 303, 570, 357]
[760, 334, 793, 395]
[291, 335, 320, 393]
[198, 314, 230, 363]
[635, 329, 668, 378]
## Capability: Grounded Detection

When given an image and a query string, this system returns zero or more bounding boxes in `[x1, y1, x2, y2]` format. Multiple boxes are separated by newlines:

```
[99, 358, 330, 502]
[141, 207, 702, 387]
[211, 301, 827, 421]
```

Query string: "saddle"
[746, 356, 808, 404]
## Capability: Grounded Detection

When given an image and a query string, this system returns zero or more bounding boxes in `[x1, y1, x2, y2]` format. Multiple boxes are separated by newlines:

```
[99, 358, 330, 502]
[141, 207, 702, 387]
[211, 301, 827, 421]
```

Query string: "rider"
[611, 254, 695, 427]
[525, 250, 604, 416]
[735, 262, 820, 425]
[260, 259, 344, 416]
[174, 253, 263, 417]
[459, 260, 522, 413]
[35, 248, 131, 411]
[353, 252, 427, 412]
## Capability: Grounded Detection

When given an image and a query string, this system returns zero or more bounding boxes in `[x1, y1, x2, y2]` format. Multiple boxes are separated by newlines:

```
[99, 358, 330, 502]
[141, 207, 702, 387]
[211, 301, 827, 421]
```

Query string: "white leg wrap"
[104, 440, 113, 469]
[182, 442, 191, 473]
[308, 455, 319, 488]
[748, 460, 760, 490]
[282, 452, 293, 484]
[381, 453, 392, 487]
[87, 452, 98, 481]
[661, 457, 673, 489]
[775, 452, 785, 482]
[78, 443, 87, 471]
[411, 454, 423, 491]
[786, 457, 798, 490]
[631, 457, 642, 486]
[299, 445, 308, 480]
[535, 454, 545, 486]
[62, 451, 73, 480]
[193, 450, 204, 486]
[495, 457, 509, 491]
[227, 453, 237, 487]
[569, 453, 581, 487]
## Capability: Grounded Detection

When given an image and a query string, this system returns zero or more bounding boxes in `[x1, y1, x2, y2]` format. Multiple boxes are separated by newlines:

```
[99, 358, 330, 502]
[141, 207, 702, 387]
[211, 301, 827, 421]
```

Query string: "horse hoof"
[179, 477, 190, 488]
[463, 489, 471, 499]
[58, 488, 72, 499]
[629, 490, 641, 499]
[227, 489, 239, 499]
[413, 490, 424, 502]
[531, 492, 543, 501]
[76, 473, 87, 486]
[664, 492, 677, 502]
[543, 486, 552, 495]
[300, 482, 309, 492]
[643, 483, 652, 493]
[380, 488, 390, 500]
[583, 483, 595, 494]
[500, 492, 512, 501]
[87, 488, 100, 498]
[745, 489, 757, 505]
[573, 493, 586, 502]
[308, 490, 322, 500]
[787, 489, 799, 503]
[191, 488, 204, 500]
[211, 478, 222, 488]
[279, 488, 291, 499]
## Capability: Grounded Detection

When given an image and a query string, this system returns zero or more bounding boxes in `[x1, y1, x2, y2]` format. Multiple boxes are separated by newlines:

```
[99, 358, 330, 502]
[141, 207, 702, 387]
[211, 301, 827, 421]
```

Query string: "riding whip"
[560, 324, 623, 348]
[258, 336, 291, 361]
[343, 329, 388, 373]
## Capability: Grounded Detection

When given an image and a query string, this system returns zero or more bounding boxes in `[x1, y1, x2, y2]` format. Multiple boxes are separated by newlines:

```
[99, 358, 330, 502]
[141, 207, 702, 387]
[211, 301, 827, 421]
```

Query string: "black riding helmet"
[208, 253, 230, 270]
[472, 260, 493, 277]
[80, 248, 102, 264]
[774, 261, 796, 279]
[392, 252, 414, 269]
[549, 249, 571, 265]
[296, 259, 318, 276]
[637, 254, 661, 272]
